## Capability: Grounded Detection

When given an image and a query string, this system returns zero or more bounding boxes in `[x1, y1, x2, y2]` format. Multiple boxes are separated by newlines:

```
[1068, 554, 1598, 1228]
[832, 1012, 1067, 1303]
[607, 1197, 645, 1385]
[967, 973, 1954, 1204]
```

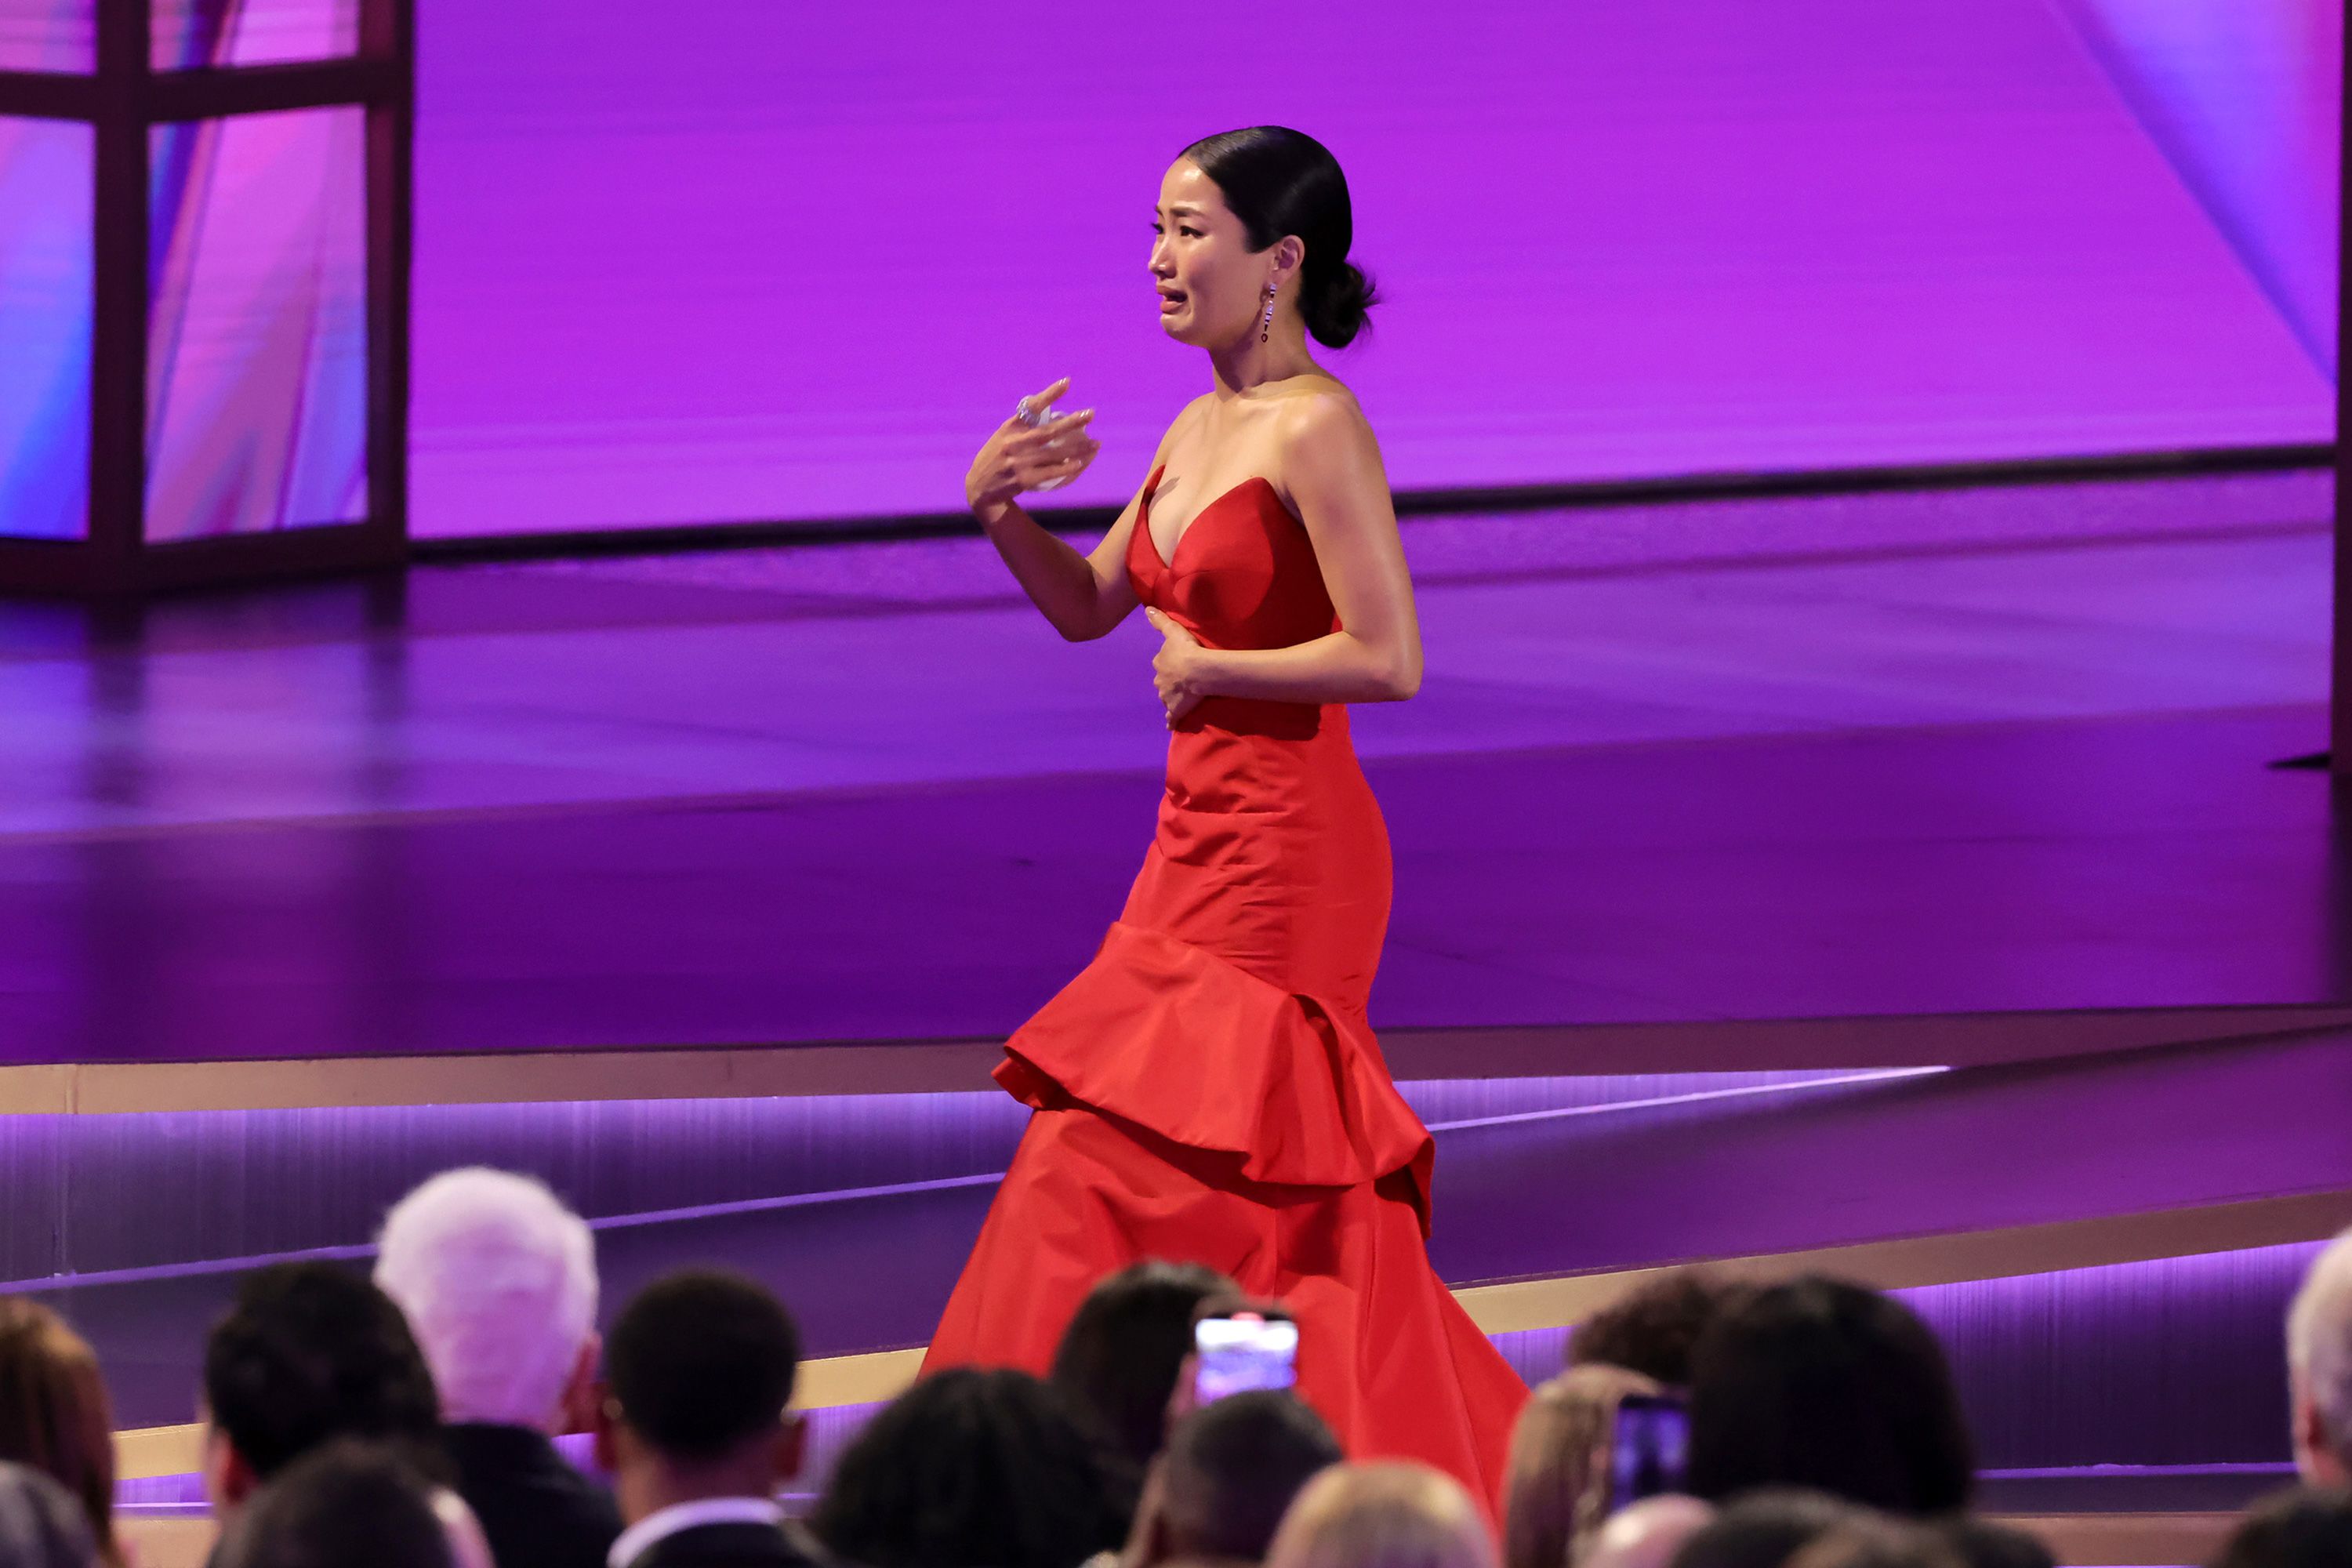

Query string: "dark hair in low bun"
[1179, 126, 1377, 348]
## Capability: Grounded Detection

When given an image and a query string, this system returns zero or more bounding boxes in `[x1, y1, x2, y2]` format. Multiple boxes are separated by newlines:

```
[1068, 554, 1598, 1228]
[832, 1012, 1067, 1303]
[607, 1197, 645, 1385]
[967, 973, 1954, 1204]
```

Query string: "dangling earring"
[1259, 282, 1276, 344]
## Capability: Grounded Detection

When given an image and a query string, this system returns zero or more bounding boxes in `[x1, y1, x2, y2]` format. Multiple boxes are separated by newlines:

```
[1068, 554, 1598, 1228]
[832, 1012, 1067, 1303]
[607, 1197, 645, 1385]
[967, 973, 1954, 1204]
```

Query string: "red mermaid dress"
[924, 466, 1527, 1501]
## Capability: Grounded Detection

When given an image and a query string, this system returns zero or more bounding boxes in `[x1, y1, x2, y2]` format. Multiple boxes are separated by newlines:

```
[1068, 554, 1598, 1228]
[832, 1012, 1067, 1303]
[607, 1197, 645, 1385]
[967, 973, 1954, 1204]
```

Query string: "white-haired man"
[2288, 1225, 2352, 1486]
[377, 1167, 621, 1568]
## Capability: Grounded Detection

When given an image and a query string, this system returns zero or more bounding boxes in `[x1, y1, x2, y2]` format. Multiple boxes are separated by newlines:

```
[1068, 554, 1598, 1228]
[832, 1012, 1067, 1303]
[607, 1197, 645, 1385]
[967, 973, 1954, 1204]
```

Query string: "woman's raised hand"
[966, 377, 1100, 515]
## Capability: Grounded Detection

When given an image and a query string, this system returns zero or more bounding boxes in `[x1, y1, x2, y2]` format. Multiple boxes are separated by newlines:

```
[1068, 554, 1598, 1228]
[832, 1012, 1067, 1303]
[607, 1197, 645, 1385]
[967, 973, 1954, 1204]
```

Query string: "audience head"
[1504, 1365, 1664, 1568]
[1668, 1489, 1859, 1568]
[216, 1440, 456, 1568]
[1266, 1462, 1498, 1568]
[201, 1262, 442, 1517]
[1573, 1272, 1746, 1389]
[1141, 1392, 1341, 1566]
[2211, 1487, 2352, 1568]
[0, 1301, 117, 1563]
[1930, 1519, 2052, 1568]
[1052, 1260, 1238, 1472]
[1686, 1278, 1973, 1515]
[1582, 1497, 1715, 1568]
[375, 1167, 599, 1433]
[594, 1269, 804, 1513]
[0, 1463, 99, 1568]
[813, 1366, 1122, 1568]
[2288, 1228, 2352, 1485]
[1785, 1519, 1967, 1568]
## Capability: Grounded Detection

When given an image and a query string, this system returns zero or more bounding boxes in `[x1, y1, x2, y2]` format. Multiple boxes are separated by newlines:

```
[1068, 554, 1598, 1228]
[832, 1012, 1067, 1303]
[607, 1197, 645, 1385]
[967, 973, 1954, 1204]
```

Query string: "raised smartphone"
[1192, 1312, 1300, 1404]
[1608, 1394, 1691, 1512]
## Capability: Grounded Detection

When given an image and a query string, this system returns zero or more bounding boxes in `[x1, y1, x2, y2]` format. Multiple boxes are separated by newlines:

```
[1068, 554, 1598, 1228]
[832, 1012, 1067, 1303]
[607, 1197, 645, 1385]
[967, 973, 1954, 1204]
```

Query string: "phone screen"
[1192, 1314, 1299, 1403]
[1609, 1395, 1690, 1512]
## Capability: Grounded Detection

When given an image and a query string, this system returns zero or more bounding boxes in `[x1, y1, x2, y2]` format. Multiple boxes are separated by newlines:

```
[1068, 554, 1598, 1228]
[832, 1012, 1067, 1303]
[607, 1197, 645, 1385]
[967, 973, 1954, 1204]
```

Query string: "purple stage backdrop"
[408, 0, 2336, 537]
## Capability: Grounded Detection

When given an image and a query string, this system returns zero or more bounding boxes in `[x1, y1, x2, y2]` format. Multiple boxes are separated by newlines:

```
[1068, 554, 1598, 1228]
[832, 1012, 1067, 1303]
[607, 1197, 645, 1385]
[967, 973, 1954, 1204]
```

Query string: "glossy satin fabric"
[923, 467, 1526, 1502]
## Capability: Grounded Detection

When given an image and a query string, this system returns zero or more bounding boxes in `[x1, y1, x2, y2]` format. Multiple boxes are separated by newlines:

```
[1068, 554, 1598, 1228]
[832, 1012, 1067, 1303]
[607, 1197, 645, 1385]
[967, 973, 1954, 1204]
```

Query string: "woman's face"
[1149, 160, 1265, 348]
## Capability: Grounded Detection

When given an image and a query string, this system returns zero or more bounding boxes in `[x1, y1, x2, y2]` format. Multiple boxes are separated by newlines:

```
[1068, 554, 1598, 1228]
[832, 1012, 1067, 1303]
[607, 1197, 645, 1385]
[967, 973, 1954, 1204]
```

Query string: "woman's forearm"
[976, 501, 1116, 641]
[1192, 630, 1420, 706]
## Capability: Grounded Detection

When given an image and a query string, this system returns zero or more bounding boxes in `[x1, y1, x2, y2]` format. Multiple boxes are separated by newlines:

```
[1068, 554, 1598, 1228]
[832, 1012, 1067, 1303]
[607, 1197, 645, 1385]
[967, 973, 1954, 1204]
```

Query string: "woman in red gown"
[928, 127, 1527, 1501]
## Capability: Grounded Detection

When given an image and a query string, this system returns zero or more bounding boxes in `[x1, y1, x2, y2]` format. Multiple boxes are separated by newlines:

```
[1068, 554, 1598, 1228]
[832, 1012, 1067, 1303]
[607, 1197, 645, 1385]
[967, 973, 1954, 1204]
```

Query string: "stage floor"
[0, 469, 2339, 1064]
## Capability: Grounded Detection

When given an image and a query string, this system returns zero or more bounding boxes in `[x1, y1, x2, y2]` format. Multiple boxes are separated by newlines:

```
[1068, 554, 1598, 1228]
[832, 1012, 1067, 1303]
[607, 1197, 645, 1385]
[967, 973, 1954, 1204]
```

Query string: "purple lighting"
[151, 0, 358, 71]
[0, 116, 92, 541]
[2058, 0, 2343, 373]
[409, 0, 2331, 538]
[0, 1, 93, 72]
[145, 106, 368, 541]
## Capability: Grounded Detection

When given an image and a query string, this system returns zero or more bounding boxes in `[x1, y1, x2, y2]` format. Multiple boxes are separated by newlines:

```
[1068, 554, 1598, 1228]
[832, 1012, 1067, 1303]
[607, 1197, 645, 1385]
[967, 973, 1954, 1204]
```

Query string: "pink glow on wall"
[152, 0, 358, 71]
[408, 0, 2333, 538]
[0, 0, 92, 72]
[145, 106, 368, 541]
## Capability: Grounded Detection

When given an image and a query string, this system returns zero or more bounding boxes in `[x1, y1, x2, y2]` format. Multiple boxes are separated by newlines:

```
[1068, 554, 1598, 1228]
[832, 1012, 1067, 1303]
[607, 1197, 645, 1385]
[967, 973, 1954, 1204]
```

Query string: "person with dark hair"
[216, 1441, 457, 1568]
[593, 1270, 822, 1568]
[1929, 1519, 2052, 1568]
[0, 1461, 100, 1568]
[1128, 1392, 1343, 1568]
[1052, 1260, 1236, 1480]
[2210, 1489, 2352, 1568]
[929, 122, 1526, 1503]
[200, 1262, 445, 1530]
[0, 1300, 121, 1566]
[1784, 1519, 1966, 1568]
[1571, 1272, 1748, 1388]
[1669, 1491, 1857, 1568]
[1685, 1279, 1974, 1517]
[811, 1367, 1121, 1568]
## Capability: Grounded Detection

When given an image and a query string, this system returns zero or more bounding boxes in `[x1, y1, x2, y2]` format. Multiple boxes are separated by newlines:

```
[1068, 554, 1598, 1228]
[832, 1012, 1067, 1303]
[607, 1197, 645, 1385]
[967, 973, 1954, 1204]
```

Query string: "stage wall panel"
[407, 0, 2336, 538]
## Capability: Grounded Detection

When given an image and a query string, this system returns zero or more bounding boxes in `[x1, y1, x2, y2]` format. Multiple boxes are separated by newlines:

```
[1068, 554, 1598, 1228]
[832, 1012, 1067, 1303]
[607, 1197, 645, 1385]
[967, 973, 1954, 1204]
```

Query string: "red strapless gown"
[924, 466, 1527, 1501]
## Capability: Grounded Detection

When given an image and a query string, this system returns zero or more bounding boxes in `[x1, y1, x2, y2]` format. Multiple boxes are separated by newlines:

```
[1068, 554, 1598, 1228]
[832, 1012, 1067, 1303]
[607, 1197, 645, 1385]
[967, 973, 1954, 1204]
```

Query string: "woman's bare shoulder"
[1272, 376, 1376, 464]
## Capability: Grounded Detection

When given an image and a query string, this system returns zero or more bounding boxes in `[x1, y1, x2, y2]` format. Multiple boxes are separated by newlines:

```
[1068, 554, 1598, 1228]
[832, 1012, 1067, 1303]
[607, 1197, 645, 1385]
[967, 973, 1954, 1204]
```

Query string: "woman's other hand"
[1145, 608, 1206, 726]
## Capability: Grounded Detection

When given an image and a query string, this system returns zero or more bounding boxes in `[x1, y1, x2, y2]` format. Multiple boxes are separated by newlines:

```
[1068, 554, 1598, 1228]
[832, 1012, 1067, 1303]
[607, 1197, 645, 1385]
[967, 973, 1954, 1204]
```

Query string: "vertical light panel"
[145, 106, 368, 542]
[0, 118, 92, 542]
[0, 0, 93, 72]
[153, 0, 358, 71]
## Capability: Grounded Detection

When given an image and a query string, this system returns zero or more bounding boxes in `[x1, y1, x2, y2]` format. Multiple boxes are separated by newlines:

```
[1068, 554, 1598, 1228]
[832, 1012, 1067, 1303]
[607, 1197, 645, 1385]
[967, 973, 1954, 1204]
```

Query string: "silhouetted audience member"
[2289, 1229, 2352, 1486]
[1929, 1519, 2052, 1568]
[376, 1169, 622, 1568]
[201, 1262, 444, 1530]
[0, 1462, 100, 1568]
[812, 1367, 1121, 1568]
[1572, 1273, 1748, 1389]
[594, 1270, 822, 1568]
[1053, 1261, 1238, 1477]
[1581, 1498, 1715, 1568]
[1785, 1519, 1965, 1568]
[2210, 1489, 2352, 1568]
[216, 1439, 456, 1568]
[1669, 1490, 1857, 1568]
[1504, 1365, 1664, 1568]
[0, 1300, 120, 1566]
[1127, 1392, 1341, 1568]
[1265, 1462, 1499, 1568]
[1686, 1279, 1973, 1515]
